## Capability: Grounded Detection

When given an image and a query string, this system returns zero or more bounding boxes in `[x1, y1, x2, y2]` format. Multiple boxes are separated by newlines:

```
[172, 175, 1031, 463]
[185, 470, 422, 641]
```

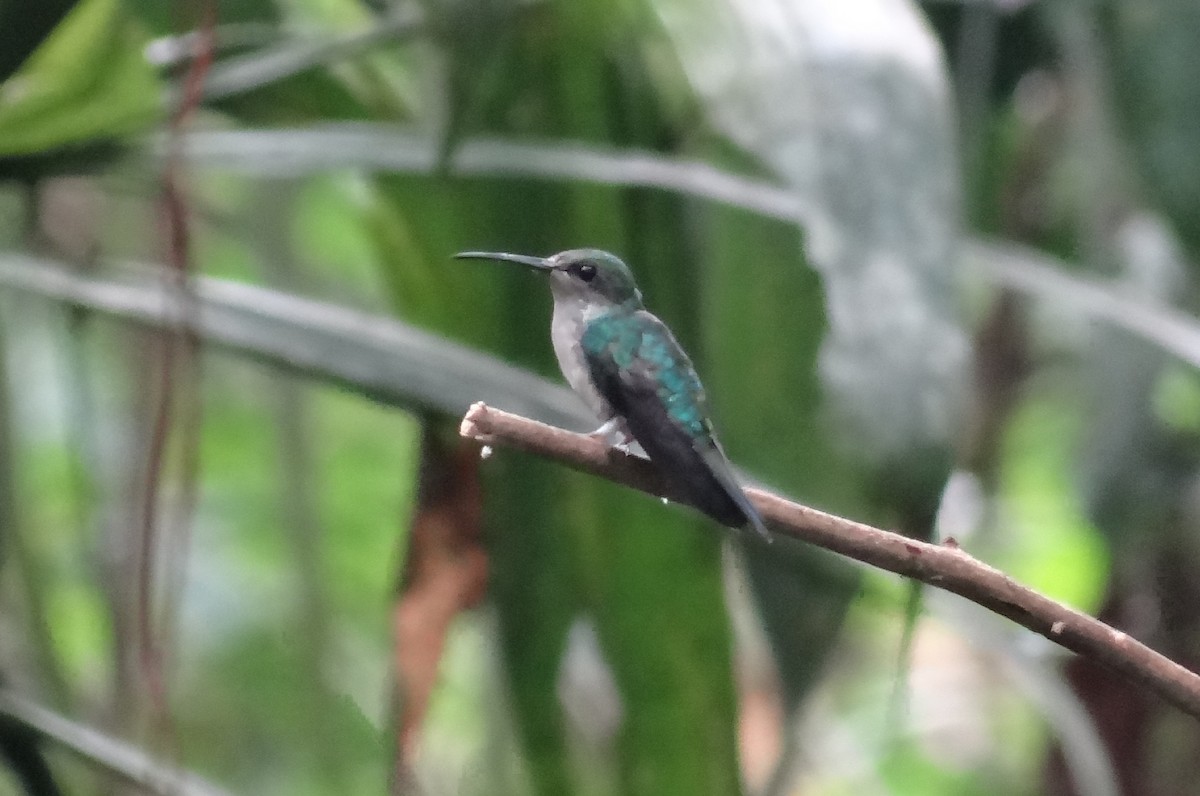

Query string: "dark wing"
[582, 311, 769, 539]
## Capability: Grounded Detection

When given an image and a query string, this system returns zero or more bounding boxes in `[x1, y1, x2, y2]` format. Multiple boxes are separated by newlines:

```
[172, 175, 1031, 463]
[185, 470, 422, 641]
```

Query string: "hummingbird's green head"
[454, 248, 643, 309]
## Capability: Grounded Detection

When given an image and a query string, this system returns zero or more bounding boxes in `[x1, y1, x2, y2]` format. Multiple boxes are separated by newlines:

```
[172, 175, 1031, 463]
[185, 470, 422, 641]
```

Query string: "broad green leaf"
[542, 11, 739, 793]
[879, 739, 992, 796]
[1105, 0, 1200, 259]
[360, 4, 741, 791]
[582, 483, 737, 796]
[0, 0, 161, 156]
[562, 185, 737, 796]
[1153, 365, 1200, 434]
[484, 453, 578, 794]
[995, 398, 1109, 610]
[698, 176, 861, 715]
[366, 173, 586, 794]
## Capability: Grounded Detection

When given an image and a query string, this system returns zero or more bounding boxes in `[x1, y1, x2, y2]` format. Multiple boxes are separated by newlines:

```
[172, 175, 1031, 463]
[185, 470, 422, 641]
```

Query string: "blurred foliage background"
[0, 0, 1199, 794]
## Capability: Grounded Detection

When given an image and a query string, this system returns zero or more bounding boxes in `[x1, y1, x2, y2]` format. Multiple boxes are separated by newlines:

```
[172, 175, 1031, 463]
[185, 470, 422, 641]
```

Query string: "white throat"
[549, 295, 616, 422]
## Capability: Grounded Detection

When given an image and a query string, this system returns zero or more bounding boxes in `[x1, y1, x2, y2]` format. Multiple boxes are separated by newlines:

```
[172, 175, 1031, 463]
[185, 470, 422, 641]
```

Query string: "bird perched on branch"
[455, 248, 770, 541]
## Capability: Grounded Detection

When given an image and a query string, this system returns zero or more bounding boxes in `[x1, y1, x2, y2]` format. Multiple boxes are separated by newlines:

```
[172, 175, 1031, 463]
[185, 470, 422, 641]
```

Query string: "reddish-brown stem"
[136, 0, 216, 749]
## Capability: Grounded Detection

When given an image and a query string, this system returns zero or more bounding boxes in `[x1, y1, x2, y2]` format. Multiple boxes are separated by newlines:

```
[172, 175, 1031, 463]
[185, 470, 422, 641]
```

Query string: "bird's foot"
[588, 418, 634, 451]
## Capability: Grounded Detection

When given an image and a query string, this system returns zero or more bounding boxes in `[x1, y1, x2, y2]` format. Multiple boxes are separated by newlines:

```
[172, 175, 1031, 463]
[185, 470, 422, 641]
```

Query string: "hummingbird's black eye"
[575, 263, 597, 282]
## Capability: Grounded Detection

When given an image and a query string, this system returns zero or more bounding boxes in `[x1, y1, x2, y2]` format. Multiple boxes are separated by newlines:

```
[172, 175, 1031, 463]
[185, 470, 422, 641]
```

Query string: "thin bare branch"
[196, 10, 424, 102]
[134, 5, 215, 749]
[459, 402, 1200, 722]
[0, 690, 234, 796]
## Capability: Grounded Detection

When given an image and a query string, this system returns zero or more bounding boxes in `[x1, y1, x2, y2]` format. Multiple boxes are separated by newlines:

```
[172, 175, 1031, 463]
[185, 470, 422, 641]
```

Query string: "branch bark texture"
[460, 402, 1200, 721]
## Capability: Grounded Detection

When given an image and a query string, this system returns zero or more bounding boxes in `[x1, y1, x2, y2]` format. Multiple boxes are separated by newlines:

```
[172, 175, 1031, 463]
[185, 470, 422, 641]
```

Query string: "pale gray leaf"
[0, 253, 589, 430]
[968, 235, 1200, 369]
[149, 125, 811, 223]
[654, 0, 970, 462]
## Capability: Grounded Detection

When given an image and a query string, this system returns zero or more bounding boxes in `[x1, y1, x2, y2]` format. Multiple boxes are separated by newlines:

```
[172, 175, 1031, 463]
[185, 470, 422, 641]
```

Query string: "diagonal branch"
[459, 402, 1200, 722]
[0, 690, 234, 796]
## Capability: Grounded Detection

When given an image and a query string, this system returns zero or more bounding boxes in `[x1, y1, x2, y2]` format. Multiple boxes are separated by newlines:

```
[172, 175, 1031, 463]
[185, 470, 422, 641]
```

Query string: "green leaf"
[0, 0, 161, 156]
[363, 172, 584, 795]
[1153, 365, 1200, 434]
[582, 485, 738, 796]
[357, 5, 743, 789]
[1106, 0, 1200, 257]
[542, 15, 741, 791]
[698, 181, 862, 715]
[996, 397, 1109, 610]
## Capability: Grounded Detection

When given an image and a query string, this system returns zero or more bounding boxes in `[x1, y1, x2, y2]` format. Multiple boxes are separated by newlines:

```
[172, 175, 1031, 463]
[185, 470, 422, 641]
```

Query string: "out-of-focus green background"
[0, 1, 1198, 794]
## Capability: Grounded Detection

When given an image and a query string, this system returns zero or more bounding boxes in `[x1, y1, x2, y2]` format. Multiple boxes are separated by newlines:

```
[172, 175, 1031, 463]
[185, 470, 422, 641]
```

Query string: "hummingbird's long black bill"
[454, 251, 554, 271]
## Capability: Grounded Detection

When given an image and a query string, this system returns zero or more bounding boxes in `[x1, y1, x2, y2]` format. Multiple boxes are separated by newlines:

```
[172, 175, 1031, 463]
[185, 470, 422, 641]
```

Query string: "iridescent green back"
[580, 310, 713, 441]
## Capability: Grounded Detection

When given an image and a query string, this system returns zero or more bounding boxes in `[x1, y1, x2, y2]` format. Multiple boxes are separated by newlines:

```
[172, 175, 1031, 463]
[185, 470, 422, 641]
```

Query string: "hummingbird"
[455, 248, 770, 541]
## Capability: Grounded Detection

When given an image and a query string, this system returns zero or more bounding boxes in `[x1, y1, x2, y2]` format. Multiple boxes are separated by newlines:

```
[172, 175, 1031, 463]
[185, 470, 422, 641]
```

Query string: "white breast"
[551, 299, 614, 423]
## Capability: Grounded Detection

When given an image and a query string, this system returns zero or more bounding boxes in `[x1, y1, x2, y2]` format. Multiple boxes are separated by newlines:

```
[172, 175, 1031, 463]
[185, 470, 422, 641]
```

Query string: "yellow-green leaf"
[0, 0, 161, 156]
